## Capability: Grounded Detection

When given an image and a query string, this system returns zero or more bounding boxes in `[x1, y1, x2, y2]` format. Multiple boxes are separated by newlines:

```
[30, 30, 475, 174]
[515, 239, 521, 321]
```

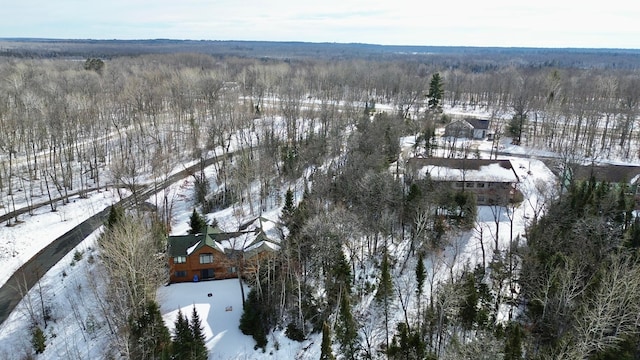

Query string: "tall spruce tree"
[427, 73, 444, 110]
[376, 252, 393, 351]
[106, 204, 125, 229]
[172, 309, 193, 359]
[336, 293, 359, 360]
[387, 322, 426, 360]
[416, 253, 426, 297]
[327, 250, 352, 309]
[281, 188, 295, 228]
[129, 300, 171, 360]
[459, 271, 479, 332]
[503, 321, 524, 360]
[416, 252, 426, 330]
[188, 209, 208, 234]
[376, 252, 393, 303]
[239, 288, 268, 349]
[190, 306, 208, 360]
[320, 321, 336, 360]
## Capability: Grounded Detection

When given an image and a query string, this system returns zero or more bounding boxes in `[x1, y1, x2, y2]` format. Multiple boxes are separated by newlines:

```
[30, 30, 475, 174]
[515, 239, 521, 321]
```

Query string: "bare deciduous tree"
[98, 214, 167, 357]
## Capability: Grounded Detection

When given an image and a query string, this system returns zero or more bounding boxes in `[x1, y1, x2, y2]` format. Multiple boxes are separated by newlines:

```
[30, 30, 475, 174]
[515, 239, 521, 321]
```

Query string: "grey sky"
[2, 0, 638, 48]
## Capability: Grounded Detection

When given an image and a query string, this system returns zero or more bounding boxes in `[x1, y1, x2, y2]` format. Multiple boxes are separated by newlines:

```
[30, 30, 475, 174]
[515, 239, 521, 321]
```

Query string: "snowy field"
[159, 280, 254, 358]
[158, 280, 321, 360]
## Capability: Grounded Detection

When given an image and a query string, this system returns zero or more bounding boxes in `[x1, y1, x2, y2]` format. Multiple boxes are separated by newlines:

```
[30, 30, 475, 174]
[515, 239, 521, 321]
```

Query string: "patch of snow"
[186, 241, 201, 256]
[418, 162, 519, 182]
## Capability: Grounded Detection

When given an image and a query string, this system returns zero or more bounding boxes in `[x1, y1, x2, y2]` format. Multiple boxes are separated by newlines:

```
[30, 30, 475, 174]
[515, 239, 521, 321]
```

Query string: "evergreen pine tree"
[106, 204, 125, 229]
[327, 250, 352, 308]
[188, 209, 208, 235]
[281, 188, 296, 229]
[173, 309, 193, 359]
[129, 300, 172, 360]
[239, 288, 268, 349]
[31, 325, 46, 354]
[416, 253, 426, 297]
[387, 322, 426, 359]
[427, 73, 444, 110]
[336, 293, 359, 360]
[376, 252, 393, 352]
[415, 252, 426, 331]
[459, 271, 479, 331]
[320, 321, 336, 360]
[503, 321, 524, 360]
[625, 216, 640, 249]
[375, 253, 393, 303]
[287, 190, 310, 239]
[190, 306, 208, 360]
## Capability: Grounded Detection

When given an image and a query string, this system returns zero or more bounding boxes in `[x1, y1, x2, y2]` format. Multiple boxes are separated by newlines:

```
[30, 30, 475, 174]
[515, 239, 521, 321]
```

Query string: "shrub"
[31, 326, 46, 354]
[285, 322, 305, 342]
[73, 250, 84, 262]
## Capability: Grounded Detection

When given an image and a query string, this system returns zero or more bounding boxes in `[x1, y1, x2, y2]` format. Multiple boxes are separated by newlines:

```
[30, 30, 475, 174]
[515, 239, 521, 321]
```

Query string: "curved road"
[0, 153, 233, 326]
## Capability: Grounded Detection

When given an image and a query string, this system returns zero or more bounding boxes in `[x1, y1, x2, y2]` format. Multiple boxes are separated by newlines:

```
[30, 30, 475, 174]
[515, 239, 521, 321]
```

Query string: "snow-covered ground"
[0, 228, 105, 360]
[0, 149, 314, 359]
[0, 104, 623, 359]
[158, 280, 319, 360]
[159, 280, 255, 359]
[0, 187, 125, 288]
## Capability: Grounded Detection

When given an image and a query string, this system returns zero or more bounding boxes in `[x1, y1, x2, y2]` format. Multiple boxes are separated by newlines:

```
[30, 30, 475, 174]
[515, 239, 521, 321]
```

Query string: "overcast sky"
[2, 0, 639, 49]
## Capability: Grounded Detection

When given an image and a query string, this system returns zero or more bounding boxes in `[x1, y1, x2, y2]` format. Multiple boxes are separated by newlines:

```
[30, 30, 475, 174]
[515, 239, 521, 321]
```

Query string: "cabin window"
[200, 253, 214, 264]
[465, 183, 474, 188]
[477, 183, 486, 188]
[455, 182, 463, 188]
[175, 271, 187, 278]
[173, 256, 186, 264]
[228, 267, 237, 273]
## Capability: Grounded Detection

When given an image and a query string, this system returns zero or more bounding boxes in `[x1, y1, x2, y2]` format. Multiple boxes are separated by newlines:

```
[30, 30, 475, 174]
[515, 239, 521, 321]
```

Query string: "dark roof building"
[444, 118, 490, 139]
[563, 163, 640, 209]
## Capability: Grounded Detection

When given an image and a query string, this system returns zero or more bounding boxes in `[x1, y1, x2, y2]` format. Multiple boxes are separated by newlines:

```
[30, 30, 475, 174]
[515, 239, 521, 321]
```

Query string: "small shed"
[444, 118, 490, 139]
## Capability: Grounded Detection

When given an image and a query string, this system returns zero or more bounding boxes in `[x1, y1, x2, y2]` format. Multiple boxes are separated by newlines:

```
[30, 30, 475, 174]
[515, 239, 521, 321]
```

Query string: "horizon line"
[2, 37, 639, 52]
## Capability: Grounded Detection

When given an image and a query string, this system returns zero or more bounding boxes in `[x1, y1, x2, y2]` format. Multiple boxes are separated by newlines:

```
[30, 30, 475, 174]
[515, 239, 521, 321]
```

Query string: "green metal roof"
[168, 225, 226, 257]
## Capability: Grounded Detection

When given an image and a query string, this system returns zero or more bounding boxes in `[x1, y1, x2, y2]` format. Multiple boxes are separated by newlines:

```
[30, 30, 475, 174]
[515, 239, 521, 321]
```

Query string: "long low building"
[564, 163, 640, 209]
[406, 157, 521, 205]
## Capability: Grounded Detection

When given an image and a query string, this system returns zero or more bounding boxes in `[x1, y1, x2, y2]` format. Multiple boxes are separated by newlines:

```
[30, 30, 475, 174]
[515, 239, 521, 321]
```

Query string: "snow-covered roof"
[186, 241, 200, 255]
[219, 233, 254, 251]
[408, 158, 520, 183]
[170, 214, 285, 259]
[244, 240, 281, 254]
[256, 216, 283, 242]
